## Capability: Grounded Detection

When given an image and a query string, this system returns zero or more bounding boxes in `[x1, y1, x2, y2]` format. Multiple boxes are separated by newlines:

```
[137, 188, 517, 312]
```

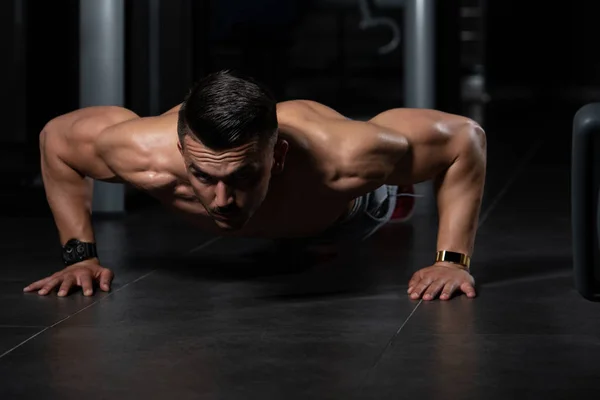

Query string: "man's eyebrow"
[188, 163, 210, 175]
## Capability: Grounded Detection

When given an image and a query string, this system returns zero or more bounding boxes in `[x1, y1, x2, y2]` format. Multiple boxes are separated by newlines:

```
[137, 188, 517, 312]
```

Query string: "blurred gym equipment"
[572, 103, 600, 301]
[357, 0, 400, 55]
[79, 0, 126, 213]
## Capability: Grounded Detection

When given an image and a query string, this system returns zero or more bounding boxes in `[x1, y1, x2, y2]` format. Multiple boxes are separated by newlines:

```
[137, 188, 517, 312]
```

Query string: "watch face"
[63, 239, 83, 264]
[444, 252, 461, 263]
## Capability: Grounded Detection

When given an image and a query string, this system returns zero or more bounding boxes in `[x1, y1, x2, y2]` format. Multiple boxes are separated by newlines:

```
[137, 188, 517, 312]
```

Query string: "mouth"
[212, 212, 247, 230]
[212, 211, 238, 222]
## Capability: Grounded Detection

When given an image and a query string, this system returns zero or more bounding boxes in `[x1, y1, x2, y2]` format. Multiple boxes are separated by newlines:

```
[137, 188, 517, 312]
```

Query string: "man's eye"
[194, 171, 213, 183]
[235, 172, 252, 180]
[232, 172, 257, 183]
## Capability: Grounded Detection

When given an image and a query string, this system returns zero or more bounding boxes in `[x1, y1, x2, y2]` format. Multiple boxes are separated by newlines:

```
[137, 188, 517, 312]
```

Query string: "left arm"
[377, 111, 487, 260]
[279, 102, 486, 302]
[431, 125, 486, 261]
[368, 108, 487, 300]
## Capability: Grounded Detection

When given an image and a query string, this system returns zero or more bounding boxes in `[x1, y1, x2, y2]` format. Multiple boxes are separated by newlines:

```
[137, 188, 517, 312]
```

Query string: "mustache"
[211, 204, 239, 215]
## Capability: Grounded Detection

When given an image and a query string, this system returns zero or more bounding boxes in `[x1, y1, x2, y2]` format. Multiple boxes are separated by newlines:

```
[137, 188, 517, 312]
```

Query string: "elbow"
[39, 122, 54, 153]
[39, 117, 61, 149]
[456, 120, 487, 162]
[39, 129, 47, 151]
[39, 118, 67, 164]
[470, 121, 487, 154]
[448, 120, 487, 184]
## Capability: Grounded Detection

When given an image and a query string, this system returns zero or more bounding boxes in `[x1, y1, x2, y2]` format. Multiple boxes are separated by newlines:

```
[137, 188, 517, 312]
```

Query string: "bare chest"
[148, 179, 351, 239]
[246, 180, 351, 238]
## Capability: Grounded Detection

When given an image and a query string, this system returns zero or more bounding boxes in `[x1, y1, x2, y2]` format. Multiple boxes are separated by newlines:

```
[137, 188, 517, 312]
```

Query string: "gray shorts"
[276, 184, 397, 249]
[272, 185, 398, 251]
[322, 184, 398, 243]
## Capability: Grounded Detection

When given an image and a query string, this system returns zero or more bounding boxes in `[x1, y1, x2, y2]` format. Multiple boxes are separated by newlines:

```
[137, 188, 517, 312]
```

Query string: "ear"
[272, 138, 289, 174]
[177, 140, 184, 156]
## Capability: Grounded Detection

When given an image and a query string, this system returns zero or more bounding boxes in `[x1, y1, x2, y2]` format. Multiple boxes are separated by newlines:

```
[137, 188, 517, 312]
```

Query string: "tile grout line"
[356, 301, 423, 395]
[358, 137, 544, 389]
[369, 301, 422, 369]
[0, 237, 222, 360]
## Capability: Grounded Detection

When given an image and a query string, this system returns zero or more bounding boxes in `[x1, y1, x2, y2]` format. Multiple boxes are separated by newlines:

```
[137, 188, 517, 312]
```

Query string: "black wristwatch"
[62, 239, 98, 266]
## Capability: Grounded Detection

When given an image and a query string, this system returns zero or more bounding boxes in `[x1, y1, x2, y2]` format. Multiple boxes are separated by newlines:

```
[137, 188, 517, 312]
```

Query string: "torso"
[118, 101, 357, 239]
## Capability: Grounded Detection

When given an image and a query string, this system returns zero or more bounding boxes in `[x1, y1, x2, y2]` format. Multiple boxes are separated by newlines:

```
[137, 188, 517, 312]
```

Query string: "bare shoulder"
[42, 106, 141, 181]
[275, 100, 403, 194]
[369, 107, 479, 139]
[48, 106, 139, 149]
[276, 100, 358, 161]
[277, 99, 348, 121]
[97, 112, 181, 190]
[369, 107, 485, 185]
[276, 102, 483, 193]
[368, 107, 485, 164]
[276, 100, 353, 143]
[277, 100, 415, 149]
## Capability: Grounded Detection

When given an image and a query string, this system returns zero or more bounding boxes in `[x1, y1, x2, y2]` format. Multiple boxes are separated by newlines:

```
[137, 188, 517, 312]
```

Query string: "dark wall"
[157, 0, 194, 112]
[435, 0, 461, 114]
[0, 0, 73, 144]
[26, 0, 80, 138]
[127, 0, 196, 116]
[0, 0, 27, 144]
[0, 0, 79, 183]
[21, 0, 198, 126]
[197, 0, 302, 101]
[125, 0, 151, 116]
[128, 0, 300, 116]
[485, 0, 600, 100]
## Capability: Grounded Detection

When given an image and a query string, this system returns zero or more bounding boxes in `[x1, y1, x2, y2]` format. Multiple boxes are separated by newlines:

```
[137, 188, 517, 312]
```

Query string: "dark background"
[0, 0, 597, 210]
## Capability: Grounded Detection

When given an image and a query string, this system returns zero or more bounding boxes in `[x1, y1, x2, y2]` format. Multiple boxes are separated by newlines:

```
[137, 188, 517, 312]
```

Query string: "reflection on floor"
[0, 101, 598, 399]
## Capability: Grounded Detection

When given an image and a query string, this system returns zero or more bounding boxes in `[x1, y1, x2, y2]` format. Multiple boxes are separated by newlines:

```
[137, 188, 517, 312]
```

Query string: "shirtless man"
[24, 70, 486, 301]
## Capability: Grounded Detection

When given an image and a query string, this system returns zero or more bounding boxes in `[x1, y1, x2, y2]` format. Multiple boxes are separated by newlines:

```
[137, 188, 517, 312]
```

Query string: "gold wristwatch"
[436, 250, 470, 269]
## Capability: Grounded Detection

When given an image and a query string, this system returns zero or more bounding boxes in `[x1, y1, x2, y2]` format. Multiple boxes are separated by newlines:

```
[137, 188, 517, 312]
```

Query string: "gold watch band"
[436, 250, 471, 269]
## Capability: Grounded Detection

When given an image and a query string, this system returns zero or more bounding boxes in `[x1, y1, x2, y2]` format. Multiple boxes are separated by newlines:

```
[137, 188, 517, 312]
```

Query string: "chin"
[213, 216, 248, 231]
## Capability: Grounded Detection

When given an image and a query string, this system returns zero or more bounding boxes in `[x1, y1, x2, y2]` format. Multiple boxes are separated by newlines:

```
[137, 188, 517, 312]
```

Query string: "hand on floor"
[407, 262, 476, 301]
[23, 260, 114, 297]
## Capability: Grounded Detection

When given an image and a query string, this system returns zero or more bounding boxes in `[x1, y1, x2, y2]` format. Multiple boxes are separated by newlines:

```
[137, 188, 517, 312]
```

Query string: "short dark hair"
[177, 70, 278, 151]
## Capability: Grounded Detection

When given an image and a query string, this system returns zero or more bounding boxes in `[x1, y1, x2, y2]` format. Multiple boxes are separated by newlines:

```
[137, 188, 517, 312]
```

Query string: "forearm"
[433, 127, 486, 258]
[40, 130, 97, 246]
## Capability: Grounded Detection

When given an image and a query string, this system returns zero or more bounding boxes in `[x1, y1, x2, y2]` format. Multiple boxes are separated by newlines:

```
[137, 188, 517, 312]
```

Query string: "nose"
[214, 181, 234, 208]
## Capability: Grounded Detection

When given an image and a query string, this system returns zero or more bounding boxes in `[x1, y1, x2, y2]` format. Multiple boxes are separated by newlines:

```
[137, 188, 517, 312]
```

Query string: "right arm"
[25, 109, 137, 296]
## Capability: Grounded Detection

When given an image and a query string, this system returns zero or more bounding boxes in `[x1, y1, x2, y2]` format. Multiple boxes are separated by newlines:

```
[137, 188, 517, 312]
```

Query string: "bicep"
[42, 117, 118, 182]
[385, 129, 455, 186]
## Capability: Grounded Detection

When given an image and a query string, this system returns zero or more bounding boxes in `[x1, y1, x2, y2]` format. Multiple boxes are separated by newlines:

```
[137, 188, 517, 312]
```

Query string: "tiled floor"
[1, 102, 598, 399]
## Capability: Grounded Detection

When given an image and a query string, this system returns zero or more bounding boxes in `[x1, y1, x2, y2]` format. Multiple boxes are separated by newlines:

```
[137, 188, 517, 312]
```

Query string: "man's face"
[179, 135, 286, 231]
